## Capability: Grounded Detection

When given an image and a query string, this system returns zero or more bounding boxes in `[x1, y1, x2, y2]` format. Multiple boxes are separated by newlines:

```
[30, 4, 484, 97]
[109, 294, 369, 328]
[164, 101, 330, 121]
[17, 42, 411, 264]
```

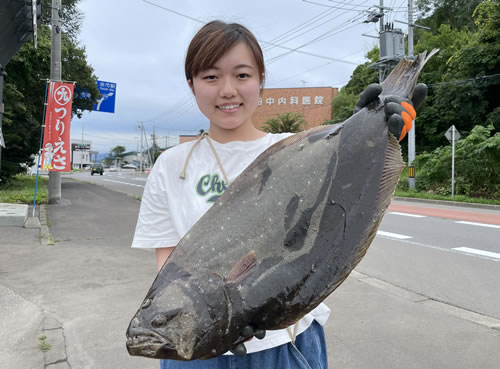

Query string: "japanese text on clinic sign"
[41, 81, 74, 172]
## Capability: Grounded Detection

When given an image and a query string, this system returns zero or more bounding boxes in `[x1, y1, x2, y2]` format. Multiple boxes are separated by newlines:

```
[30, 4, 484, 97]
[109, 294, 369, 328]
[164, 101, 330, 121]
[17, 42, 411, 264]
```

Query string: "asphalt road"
[361, 209, 500, 320]
[3, 174, 499, 369]
[66, 170, 147, 198]
[67, 170, 500, 321]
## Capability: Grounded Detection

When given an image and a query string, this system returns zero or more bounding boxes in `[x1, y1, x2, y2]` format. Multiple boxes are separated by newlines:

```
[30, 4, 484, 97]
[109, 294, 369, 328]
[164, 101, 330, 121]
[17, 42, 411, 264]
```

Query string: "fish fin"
[245, 126, 333, 170]
[353, 133, 404, 268]
[227, 250, 257, 283]
[377, 133, 405, 210]
[381, 49, 439, 99]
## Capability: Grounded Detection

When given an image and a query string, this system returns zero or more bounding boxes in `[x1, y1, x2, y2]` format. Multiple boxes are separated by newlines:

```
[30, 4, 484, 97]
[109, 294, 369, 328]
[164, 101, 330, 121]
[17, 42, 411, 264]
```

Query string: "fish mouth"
[126, 327, 171, 357]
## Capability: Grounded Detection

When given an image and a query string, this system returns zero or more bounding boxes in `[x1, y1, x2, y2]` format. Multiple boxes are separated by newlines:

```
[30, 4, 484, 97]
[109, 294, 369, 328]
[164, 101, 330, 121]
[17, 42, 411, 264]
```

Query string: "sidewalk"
[1, 179, 499, 369]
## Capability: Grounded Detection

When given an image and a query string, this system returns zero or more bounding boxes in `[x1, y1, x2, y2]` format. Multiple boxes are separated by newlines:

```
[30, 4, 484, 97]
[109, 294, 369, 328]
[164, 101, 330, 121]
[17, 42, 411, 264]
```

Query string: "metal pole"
[143, 124, 152, 167]
[407, 0, 416, 190]
[32, 81, 50, 216]
[378, 0, 384, 82]
[48, 0, 62, 204]
[152, 126, 156, 164]
[140, 123, 143, 172]
[0, 65, 5, 180]
[81, 125, 83, 168]
[451, 128, 455, 198]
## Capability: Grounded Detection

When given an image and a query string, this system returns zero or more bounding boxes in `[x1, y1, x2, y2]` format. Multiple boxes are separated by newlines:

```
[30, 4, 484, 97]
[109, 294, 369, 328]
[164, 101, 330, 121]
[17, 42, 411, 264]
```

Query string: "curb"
[394, 196, 500, 211]
[42, 316, 70, 369]
[39, 204, 55, 246]
[37, 206, 69, 368]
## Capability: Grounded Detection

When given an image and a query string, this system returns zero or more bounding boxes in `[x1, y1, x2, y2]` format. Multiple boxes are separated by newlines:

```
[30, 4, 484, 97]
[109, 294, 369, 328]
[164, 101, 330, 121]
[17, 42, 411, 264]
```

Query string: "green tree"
[262, 112, 307, 133]
[414, 125, 499, 198]
[327, 47, 379, 125]
[1, 0, 99, 182]
[110, 146, 126, 157]
[416, 0, 485, 31]
[412, 0, 500, 153]
[328, 92, 358, 124]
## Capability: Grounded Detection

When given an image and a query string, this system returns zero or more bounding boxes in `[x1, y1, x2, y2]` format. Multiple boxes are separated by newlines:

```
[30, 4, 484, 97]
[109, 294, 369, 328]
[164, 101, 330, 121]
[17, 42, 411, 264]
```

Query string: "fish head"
[126, 262, 230, 360]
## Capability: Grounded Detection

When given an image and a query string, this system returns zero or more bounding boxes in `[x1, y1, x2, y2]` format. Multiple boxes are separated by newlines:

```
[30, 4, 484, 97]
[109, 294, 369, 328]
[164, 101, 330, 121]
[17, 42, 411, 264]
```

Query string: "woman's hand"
[353, 83, 428, 142]
[230, 325, 266, 356]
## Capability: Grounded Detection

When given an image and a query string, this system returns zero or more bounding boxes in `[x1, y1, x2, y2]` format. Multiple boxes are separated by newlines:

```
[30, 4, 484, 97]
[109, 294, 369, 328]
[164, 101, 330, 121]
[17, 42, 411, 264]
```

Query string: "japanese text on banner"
[41, 81, 74, 172]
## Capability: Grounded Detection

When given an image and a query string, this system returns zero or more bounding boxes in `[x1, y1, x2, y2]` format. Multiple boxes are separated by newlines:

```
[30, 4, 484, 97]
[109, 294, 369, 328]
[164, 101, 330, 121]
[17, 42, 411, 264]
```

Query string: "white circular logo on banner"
[54, 85, 73, 106]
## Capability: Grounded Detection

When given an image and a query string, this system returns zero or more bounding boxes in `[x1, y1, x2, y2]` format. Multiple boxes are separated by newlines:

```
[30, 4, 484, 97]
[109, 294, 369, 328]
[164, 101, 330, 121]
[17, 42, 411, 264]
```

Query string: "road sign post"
[445, 125, 461, 198]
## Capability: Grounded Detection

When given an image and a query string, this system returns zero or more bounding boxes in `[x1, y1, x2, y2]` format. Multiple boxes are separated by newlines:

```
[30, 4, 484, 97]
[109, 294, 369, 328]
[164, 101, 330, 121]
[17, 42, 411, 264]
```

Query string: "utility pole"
[141, 122, 152, 168]
[0, 65, 5, 179]
[407, 0, 416, 190]
[48, 0, 62, 203]
[139, 122, 143, 172]
[81, 122, 84, 169]
[152, 126, 156, 164]
[378, 0, 384, 82]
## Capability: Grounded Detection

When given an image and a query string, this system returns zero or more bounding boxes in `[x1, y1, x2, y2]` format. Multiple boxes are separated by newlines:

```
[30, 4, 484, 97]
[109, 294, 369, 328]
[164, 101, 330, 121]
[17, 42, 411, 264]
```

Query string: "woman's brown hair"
[185, 21, 265, 86]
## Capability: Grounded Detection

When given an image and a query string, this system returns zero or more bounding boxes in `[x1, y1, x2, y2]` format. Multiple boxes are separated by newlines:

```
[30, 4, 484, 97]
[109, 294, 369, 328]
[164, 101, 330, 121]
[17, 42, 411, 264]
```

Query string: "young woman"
[131, 20, 423, 369]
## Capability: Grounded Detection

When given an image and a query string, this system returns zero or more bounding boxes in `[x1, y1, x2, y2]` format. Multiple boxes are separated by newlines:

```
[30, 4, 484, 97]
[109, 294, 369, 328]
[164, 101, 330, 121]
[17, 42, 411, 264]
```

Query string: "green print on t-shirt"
[196, 174, 228, 203]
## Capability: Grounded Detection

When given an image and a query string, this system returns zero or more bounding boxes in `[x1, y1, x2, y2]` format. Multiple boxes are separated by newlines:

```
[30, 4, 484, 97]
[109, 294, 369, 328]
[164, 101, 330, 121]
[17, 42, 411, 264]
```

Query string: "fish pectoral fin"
[227, 250, 257, 283]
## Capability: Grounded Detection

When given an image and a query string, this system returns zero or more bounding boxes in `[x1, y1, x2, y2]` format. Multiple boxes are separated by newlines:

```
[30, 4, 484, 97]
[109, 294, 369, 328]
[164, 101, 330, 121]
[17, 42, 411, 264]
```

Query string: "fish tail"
[381, 49, 439, 99]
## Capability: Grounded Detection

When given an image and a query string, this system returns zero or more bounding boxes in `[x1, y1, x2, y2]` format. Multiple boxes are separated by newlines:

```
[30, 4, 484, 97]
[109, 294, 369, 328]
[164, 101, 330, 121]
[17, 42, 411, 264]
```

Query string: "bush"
[413, 125, 500, 199]
[0, 175, 48, 204]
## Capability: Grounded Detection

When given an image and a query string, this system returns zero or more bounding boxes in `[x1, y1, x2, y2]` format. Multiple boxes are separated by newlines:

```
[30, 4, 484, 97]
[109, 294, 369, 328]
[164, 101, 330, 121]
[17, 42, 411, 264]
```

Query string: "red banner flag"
[41, 81, 74, 172]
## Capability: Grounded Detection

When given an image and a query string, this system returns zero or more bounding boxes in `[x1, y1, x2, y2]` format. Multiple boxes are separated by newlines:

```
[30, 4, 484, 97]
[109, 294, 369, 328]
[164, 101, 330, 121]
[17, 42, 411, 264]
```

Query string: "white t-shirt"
[132, 133, 330, 354]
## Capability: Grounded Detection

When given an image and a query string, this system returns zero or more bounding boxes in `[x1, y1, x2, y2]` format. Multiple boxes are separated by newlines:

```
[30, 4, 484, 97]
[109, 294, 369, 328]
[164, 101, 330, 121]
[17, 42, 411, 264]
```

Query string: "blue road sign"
[94, 80, 117, 113]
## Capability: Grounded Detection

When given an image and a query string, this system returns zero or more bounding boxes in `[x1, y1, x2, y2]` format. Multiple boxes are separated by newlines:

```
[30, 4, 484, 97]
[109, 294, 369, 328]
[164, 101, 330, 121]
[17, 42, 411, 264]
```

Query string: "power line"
[328, 0, 407, 9]
[267, 11, 366, 64]
[303, 0, 370, 11]
[263, 5, 343, 52]
[142, 0, 202, 23]
[266, 7, 352, 52]
[141, 0, 363, 66]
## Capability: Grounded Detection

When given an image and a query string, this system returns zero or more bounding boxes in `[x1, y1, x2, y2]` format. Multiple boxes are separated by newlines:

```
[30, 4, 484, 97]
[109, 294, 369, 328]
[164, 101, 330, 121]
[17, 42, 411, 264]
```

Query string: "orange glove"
[384, 83, 428, 141]
[354, 83, 428, 142]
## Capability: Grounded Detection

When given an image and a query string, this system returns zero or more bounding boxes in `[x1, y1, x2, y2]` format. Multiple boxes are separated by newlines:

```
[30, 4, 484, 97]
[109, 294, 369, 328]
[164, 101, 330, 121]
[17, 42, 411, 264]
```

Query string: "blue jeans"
[160, 321, 327, 369]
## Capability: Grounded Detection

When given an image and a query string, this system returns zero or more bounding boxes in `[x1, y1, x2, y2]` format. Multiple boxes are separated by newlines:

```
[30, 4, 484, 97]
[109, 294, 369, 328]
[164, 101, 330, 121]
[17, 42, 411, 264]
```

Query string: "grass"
[394, 190, 500, 206]
[396, 169, 500, 206]
[0, 175, 48, 204]
[38, 335, 51, 352]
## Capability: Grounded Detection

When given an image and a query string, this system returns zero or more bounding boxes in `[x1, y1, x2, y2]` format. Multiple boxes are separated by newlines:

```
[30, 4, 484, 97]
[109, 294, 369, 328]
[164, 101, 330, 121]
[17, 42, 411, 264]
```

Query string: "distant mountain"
[96, 153, 109, 163]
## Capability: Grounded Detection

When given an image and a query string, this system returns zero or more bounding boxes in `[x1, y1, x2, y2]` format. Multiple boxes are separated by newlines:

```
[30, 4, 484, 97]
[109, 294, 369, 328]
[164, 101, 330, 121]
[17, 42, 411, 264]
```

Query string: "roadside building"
[71, 139, 94, 169]
[251, 86, 338, 130]
[179, 135, 200, 144]
[178, 86, 338, 144]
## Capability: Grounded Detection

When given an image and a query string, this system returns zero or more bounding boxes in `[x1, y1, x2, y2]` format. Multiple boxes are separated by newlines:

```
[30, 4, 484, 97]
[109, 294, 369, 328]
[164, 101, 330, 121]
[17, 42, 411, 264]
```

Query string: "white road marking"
[102, 179, 144, 188]
[452, 247, 500, 260]
[377, 231, 413, 239]
[455, 221, 500, 229]
[383, 238, 499, 262]
[388, 212, 426, 218]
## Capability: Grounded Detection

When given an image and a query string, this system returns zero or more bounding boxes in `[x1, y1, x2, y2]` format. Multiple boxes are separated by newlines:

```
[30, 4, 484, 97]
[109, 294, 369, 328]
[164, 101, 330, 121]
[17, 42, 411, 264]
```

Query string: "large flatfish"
[126, 50, 438, 360]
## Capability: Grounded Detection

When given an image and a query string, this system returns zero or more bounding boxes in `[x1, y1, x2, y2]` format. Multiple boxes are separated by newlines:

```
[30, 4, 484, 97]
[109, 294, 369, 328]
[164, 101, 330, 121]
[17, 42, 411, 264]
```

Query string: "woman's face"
[189, 42, 261, 135]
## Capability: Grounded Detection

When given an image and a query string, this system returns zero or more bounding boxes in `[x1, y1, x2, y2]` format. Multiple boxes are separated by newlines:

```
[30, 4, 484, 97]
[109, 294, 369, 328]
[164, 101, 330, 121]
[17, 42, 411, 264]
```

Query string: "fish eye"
[151, 314, 168, 328]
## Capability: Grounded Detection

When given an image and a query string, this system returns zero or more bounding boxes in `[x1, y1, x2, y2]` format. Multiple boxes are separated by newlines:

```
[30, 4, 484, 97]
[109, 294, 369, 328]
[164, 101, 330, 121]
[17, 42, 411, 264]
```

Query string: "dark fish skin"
[126, 50, 438, 361]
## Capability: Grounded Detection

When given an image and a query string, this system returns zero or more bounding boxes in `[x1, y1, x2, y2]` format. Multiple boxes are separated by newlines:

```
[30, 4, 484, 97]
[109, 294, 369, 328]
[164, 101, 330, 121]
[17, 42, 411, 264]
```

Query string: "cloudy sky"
[72, 0, 413, 154]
